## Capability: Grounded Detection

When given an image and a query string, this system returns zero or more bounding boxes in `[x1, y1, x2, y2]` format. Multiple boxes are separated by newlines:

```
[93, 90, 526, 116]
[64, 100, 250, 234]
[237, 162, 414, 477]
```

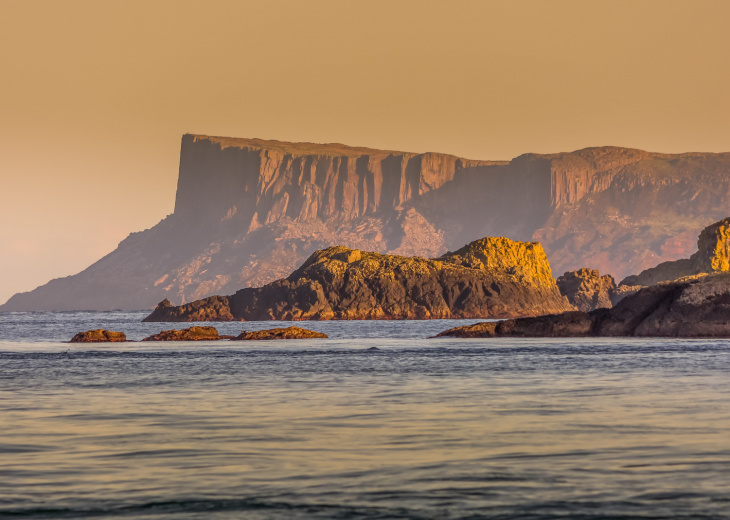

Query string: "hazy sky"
[1, 0, 729, 304]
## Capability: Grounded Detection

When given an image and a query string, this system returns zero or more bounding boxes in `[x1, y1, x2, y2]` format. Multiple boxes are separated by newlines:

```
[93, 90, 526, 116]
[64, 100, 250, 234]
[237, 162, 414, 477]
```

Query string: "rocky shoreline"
[436, 272, 730, 338]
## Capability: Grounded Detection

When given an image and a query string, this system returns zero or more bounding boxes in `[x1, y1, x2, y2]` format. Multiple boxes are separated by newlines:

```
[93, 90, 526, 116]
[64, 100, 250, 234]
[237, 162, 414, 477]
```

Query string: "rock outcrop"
[3, 135, 730, 311]
[234, 326, 328, 340]
[437, 272, 730, 338]
[69, 329, 126, 343]
[557, 268, 616, 311]
[143, 237, 575, 322]
[621, 217, 730, 287]
[141, 326, 230, 341]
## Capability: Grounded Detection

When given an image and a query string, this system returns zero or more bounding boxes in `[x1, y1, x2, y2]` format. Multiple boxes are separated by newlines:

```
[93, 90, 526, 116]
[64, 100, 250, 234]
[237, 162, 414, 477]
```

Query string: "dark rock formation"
[143, 237, 575, 322]
[141, 326, 230, 341]
[234, 326, 328, 340]
[4, 135, 730, 311]
[70, 329, 126, 343]
[557, 268, 615, 311]
[609, 284, 644, 306]
[436, 312, 593, 338]
[621, 217, 730, 287]
[437, 272, 730, 338]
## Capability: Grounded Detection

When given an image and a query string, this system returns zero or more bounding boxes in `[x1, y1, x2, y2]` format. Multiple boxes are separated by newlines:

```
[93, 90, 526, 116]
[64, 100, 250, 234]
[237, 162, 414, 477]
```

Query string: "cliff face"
[143, 237, 574, 322]
[2, 135, 730, 311]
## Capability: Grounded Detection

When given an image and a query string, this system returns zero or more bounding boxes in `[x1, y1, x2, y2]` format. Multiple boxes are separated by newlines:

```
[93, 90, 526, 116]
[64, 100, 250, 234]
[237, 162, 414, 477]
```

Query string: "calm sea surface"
[1, 311, 729, 519]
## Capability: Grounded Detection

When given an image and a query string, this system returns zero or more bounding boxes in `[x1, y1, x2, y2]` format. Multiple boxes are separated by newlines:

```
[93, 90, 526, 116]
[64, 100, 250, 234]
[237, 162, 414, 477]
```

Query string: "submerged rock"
[142, 326, 228, 341]
[437, 272, 730, 338]
[70, 329, 126, 343]
[143, 236, 574, 322]
[233, 326, 328, 340]
[557, 268, 616, 311]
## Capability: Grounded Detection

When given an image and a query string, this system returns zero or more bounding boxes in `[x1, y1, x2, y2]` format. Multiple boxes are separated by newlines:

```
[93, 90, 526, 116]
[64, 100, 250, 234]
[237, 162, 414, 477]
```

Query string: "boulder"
[233, 326, 328, 340]
[141, 326, 229, 341]
[557, 268, 616, 311]
[70, 329, 126, 343]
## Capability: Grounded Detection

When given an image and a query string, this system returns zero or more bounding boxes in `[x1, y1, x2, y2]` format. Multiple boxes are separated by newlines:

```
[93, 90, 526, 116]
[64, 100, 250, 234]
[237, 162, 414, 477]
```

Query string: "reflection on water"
[1, 313, 730, 518]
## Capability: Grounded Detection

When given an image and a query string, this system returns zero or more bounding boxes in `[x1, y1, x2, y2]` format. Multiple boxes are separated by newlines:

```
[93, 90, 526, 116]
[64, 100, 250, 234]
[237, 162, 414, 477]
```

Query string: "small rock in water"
[70, 329, 126, 343]
[367, 347, 380, 351]
[233, 326, 328, 341]
[142, 326, 222, 341]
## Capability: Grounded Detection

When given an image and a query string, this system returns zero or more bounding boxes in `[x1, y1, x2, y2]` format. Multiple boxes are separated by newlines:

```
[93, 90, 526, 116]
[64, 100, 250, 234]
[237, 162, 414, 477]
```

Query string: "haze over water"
[1, 312, 729, 519]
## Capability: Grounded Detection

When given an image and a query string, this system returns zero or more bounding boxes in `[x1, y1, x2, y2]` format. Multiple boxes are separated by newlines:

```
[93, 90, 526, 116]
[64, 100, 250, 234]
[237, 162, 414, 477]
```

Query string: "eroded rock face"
[234, 326, 328, 340]
[620, 217, 730, 287]
[4, 135, 730, 312]
[143, 236, 575, 322]
[437, 272, 730, 338]
[70, 329, 126, 343]
[141, 326, 227, 341]
[557, 268, 616, 311]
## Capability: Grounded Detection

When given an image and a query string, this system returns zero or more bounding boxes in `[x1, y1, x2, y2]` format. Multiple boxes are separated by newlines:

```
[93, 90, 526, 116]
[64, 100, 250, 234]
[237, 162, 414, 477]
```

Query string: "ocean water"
[1, 312, 730, 519]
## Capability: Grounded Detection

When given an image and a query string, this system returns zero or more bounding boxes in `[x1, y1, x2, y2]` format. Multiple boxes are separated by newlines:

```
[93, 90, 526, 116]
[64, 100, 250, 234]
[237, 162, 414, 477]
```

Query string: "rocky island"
[143, 236, 574, 322]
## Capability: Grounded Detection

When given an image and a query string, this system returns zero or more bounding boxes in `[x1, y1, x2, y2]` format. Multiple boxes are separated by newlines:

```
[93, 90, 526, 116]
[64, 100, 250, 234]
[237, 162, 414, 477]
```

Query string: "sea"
[1, 311, 729, 519]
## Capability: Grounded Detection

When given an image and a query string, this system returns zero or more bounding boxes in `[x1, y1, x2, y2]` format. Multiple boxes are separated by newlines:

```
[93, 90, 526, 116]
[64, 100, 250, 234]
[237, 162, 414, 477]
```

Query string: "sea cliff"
[3, 135, 730, 311]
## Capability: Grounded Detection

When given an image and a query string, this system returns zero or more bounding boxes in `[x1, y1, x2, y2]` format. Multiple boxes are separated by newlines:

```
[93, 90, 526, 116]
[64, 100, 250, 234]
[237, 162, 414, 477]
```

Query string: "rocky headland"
[620, 217, 730, 287]
[4, 135, 730, 311]
[143, 236, 575, 322]
[437, 272, 730, 338]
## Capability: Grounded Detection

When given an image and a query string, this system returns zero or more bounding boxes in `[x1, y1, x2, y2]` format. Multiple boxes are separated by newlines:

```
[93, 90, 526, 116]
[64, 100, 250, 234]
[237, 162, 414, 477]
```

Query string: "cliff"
[437, 272, 730, 338]
[143, 237, 574, 321]
[620, 217, 730, 287]
[3, 135, 730, 311]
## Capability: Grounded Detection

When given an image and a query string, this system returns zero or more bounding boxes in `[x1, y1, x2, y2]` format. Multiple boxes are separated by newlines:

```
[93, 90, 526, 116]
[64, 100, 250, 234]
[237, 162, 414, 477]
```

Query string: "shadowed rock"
[142, 326, 231, 341]
[233, 326, 328, 340]
[557, 268, 616, 311]
[70, 329, 126, 343]
[143, 236, 575, 322]
[437, 272, 730, 338]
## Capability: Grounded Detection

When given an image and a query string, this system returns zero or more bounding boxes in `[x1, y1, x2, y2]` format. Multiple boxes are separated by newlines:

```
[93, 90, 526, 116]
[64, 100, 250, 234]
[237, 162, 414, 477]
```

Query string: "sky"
[1, 0, 729, 304]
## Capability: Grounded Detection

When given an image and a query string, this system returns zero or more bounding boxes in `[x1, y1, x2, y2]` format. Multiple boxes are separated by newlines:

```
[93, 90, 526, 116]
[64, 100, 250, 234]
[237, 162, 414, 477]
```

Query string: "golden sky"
[1, 0, 728, 303]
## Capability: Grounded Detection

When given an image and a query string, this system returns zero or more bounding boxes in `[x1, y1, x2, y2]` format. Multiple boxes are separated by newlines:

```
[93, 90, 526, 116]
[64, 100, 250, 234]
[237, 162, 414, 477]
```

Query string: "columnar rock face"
[2, 135, 730, 311]
[143, 237, 575, 322]
[556, 268, 616, 311]
[437, 272, 730, 338]
[620, 217, 730, 287]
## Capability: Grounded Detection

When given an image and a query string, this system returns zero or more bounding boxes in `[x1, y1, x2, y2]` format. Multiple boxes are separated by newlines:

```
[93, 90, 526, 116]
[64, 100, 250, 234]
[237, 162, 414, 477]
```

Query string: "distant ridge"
[3, 134, 729, 311]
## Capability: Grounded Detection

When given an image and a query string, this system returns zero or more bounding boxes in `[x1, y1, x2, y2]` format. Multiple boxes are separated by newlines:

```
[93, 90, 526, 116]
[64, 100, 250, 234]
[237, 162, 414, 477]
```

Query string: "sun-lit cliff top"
[187, 134, 503, 165]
